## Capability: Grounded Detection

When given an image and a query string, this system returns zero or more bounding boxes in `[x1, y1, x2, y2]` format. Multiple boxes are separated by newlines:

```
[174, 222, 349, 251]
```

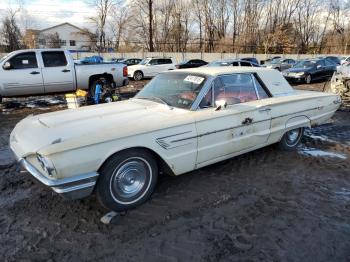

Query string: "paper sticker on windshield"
[184, 75, 204, 84]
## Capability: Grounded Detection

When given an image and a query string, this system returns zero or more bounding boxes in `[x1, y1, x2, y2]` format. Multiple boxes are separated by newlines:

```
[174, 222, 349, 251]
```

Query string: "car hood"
[10, 99, 192, 157]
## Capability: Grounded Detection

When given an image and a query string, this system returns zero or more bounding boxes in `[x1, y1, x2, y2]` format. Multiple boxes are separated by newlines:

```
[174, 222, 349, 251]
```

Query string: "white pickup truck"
[0, 49, 129, 102]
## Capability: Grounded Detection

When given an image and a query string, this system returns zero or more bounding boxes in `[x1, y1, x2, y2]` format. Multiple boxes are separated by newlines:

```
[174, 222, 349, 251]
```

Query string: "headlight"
[295, 72, 305, 77]
[36, 154, 56, 176]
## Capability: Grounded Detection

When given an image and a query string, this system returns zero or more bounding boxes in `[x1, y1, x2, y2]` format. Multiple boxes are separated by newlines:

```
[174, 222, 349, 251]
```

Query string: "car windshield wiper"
[136, 96, 173, 109]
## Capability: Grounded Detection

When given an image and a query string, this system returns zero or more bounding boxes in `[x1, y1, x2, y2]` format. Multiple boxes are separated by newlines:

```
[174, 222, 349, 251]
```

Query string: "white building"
[25, 22, 91, 51]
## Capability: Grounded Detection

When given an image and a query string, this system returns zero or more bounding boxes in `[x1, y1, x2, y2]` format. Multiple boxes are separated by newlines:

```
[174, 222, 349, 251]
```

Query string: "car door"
[147, 59, 161, 76]
[1, 51, 44, 96]
[324, 59, 336, 77]
[40, 51, 75, 93]
[195, 73, 272, 166]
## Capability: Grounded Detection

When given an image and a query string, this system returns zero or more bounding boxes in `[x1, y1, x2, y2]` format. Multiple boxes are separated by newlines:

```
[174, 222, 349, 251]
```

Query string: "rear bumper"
[19, 158, 99, 200]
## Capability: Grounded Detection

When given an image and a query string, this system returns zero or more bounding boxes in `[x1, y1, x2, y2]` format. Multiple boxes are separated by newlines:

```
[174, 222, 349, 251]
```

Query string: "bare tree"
[89, 0, 116, 52]
[1, 9, 22, 52]
[46, 32, 62, 48]
[110, 4, 130, 51]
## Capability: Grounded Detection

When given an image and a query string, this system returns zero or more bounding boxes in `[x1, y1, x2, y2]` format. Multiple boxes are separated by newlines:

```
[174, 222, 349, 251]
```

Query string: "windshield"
[135, 72, 207, 109]
[293, 60, 316, 68]
[139, 58, 151, 65]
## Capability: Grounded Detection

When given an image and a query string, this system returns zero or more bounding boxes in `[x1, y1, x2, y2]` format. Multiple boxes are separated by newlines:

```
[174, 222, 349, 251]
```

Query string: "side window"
[8, 52, 38, 69]
[42, 51, 67, 67]
[161, 59, 172, 64]
[325, 60, 333, 66]
[231, 62, 239, 66]
[240, 61, 252, 67]
[317, 60, 325, 67]
[149, 59, 158, 65]
[215, 74, 258, 105]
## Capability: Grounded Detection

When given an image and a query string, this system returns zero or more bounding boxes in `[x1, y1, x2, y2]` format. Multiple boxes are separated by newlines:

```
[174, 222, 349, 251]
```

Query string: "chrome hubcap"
[286, 129, 300, 146]
[111, 158, 150, 201]
[135, 72, 142, 80]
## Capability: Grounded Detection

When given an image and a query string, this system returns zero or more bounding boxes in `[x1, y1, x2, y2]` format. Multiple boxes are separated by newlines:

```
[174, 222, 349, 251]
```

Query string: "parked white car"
[128, 57, 176, 81]
[10, 67, 341, 211]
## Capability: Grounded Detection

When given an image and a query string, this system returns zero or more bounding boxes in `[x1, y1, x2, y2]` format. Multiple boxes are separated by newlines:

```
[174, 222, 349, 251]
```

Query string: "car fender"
[283, 115, 311, 137]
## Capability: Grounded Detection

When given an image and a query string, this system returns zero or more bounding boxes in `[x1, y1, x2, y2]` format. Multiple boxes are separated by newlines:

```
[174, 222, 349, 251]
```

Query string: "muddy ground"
[0, 80, 349, 262]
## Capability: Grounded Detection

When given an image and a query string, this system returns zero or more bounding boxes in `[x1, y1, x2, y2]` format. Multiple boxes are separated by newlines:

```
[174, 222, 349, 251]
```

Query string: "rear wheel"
[133, 71, 143, 81]
[278, 127, 304, 151]
[96, 149, 158, 211]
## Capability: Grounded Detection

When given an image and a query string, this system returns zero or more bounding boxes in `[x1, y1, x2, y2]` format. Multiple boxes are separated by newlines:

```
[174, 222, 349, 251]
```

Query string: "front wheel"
[305, 74, 312, 84]
[278, 127, 304, 151]
[96, 149, 158, 211]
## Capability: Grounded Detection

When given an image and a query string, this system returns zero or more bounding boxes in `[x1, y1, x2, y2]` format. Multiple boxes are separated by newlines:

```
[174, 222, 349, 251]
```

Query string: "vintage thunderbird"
[10, 67, 341, 211]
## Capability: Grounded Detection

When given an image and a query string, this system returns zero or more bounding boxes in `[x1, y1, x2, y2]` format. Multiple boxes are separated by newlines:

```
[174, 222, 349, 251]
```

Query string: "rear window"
[42, 51, 67, 67]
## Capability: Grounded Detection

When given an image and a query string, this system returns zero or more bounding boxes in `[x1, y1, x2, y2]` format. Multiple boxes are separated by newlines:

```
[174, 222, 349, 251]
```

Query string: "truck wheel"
[133, 71, 143, 81]
[305, 74, 312, 84]
[278, 128, 304, 151]
[96, 149, 158, 211]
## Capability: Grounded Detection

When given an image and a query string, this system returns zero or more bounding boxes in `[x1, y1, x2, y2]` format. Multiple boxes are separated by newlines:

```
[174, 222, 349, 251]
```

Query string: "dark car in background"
[207, 59, 260, 67]
[118, 58, 142, 66]
[324, 56, 341, 65]
[175, 59, 208, 69]
[264, 58, 296, 71]
[241, 57, 259, 65]
[282, 58, 336, 84]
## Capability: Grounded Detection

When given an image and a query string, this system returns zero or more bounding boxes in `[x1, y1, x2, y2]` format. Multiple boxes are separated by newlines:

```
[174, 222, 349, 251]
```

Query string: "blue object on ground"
[94, 84, 102, 104]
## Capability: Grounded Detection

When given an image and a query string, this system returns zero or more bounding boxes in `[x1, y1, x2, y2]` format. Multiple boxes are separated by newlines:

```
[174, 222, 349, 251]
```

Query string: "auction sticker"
[184, 75, 204, 84]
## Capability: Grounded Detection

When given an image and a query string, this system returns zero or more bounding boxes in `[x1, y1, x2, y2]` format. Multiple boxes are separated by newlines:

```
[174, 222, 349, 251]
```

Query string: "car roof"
[167, 67, 295, 97]
[171, 66, 275, 77]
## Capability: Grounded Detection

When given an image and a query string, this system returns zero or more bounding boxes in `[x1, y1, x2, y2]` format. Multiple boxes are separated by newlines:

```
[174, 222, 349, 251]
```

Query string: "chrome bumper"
[19, 158, 99, 200]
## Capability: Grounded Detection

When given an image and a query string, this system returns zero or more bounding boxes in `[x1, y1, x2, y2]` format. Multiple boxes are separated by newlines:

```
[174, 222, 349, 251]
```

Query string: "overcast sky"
[0, 0, 96, 30]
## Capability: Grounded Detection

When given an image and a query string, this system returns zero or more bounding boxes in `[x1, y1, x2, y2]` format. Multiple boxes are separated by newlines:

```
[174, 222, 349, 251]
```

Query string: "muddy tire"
[278, 127, 304, 151]
[96, 149, 158, 211]
[133, 71, 143, 81]
[305, 74, 312, 84]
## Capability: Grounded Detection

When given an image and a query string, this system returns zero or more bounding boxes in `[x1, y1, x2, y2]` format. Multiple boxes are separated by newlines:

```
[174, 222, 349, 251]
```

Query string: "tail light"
[123, 66, 128, 77]
[175, 65, 180, 69]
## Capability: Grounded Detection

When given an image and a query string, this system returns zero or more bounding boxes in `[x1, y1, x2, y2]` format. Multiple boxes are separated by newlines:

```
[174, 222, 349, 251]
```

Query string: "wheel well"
[98, 147, 175, 176]
[89, 73, 114, 89]
[134, 70, 143, 76]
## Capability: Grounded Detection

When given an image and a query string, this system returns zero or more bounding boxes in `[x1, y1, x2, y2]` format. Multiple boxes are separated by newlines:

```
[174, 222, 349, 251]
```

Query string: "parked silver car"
[264, 58, 296, 71]
[0, 49, 129, 102]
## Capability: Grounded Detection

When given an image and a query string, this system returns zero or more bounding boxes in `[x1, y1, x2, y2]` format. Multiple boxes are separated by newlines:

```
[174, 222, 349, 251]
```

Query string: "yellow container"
[65, 93, 86, 109]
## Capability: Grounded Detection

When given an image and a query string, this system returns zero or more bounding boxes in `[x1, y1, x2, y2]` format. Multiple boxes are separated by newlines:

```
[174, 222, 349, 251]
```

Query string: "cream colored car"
[10, 67, 341, 211]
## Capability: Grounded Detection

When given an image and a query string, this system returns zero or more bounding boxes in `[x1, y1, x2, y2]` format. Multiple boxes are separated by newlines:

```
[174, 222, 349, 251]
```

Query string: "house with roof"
[24, 22, 92, 51]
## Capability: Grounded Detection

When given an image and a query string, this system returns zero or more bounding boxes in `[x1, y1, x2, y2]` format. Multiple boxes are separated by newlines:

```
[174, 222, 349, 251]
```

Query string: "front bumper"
[19, 158, 99, 200]
[283, 75, 305, 83]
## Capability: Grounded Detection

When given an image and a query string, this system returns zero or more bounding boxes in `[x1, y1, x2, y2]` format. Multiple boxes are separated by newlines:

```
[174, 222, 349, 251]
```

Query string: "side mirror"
[3, 61, 11, 70]
[215, 100, 227, 111]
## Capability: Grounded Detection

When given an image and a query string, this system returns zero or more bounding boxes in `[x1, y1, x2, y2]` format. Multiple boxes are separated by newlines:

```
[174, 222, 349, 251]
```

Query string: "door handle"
[62, 69, 70, 72]
[258, 107, 271, 112]
[242, 117, 253, 125]
[30, 71, 40, 75]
